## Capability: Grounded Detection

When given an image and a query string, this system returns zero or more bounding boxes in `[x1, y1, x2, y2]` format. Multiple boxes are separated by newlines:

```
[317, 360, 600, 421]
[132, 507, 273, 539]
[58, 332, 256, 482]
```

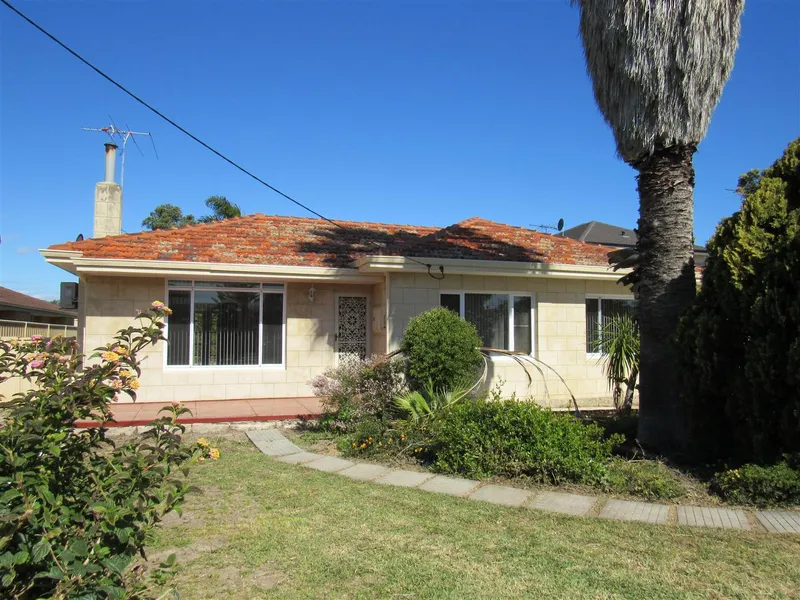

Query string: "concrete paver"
[419, 475, 479, 497]
[246, 432, 304, 457]
[374, 470, 434, 488]
[600, 499, 668, 524]
[677, 506, 750, 530]
[305, 456, 355, 473]
[529, 491, 596, 516]
[469, 484, 533, 508]
[756, 511, 800, 534]
[339, 463, 393, 481]
[276, 451, 324, 465]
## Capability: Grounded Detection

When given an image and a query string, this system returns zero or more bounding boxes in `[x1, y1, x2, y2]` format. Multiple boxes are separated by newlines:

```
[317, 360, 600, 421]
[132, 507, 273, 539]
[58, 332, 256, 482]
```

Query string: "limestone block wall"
[78, 276, 378, 403]
[387, 272, 632, 407]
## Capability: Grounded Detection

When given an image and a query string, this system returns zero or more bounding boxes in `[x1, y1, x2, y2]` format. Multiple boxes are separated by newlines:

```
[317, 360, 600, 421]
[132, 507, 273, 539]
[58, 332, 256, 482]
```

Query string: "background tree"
[678, 138, 800, 462]
[198, 195, 241, 223]
[141, 203, 196, 230]
[570, 0, 745, 453]
[142, 196, 241, 230]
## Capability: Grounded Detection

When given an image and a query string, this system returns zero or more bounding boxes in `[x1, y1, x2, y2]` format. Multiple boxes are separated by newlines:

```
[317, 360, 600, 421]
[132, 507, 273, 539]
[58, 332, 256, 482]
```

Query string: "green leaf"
[32, 538, 52, 562]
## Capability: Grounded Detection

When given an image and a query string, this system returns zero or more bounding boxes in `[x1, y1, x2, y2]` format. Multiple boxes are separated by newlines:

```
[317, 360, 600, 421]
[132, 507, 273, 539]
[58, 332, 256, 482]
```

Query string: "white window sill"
[164, 364, 286, 371]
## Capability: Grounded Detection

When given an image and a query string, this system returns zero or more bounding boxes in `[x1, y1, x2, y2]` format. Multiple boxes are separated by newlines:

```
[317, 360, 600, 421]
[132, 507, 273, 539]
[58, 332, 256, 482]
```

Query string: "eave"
[353, 255, 628, 281]
[40, 250, 383, 284]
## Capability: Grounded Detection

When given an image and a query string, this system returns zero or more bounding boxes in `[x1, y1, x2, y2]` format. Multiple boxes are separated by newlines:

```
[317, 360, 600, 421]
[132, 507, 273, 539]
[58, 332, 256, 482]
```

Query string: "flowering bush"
[712, 459, 800, 507]
[309, 356, 406, 431]
[0, 303, 201, 599]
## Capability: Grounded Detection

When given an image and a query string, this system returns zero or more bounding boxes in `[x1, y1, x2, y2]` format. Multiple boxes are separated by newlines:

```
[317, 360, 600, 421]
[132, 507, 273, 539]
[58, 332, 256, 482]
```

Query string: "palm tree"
[571, 1, 745, 452]
[596, 314, 640, 412]
[199, 196, 241, 223]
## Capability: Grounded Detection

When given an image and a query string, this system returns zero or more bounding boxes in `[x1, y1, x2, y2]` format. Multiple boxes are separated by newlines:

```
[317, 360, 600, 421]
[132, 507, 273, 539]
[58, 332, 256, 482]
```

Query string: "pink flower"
[29, 359, 45, 369]
[30, 335, 43, 343]
[58, 355, 70, 364]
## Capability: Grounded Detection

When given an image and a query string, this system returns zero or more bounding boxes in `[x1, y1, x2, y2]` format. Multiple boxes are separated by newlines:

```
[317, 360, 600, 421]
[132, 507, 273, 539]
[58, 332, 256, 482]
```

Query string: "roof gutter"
[352, 255, 629, 280]
[40, 250, 383, 284]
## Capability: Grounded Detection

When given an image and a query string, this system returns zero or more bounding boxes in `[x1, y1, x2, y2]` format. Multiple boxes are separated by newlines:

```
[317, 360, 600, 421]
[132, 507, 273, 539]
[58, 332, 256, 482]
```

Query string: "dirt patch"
[160, 509, 204, 529]
[148, 536, 230, 566]
[210, 564, 284, 592]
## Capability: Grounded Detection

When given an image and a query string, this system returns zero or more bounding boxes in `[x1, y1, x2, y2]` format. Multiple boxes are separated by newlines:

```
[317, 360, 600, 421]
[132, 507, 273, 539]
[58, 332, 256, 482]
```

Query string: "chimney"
[93, 143, 122, 238]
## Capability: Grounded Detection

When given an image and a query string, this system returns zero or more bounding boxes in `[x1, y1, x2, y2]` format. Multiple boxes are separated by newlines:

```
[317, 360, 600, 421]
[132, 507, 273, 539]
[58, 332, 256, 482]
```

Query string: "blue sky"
[1, 1, 798, 300]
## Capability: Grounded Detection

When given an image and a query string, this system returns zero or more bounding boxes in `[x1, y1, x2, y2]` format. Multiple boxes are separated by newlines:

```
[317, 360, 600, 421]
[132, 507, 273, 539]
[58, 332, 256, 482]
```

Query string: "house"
[0, 286, 77, 338]
[37, 145, 637, 414]
[562, 220, 708, 267]
[41, 213, 639, 409]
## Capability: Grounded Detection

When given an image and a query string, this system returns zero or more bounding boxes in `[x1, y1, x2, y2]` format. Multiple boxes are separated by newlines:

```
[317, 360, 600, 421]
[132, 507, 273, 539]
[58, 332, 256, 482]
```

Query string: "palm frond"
[571, 0, 744, 163]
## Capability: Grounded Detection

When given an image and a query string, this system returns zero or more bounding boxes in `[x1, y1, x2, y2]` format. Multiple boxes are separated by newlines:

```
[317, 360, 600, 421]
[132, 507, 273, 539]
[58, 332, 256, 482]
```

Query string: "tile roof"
[0, 286, 75, 317]
[48, 214, 615, 269]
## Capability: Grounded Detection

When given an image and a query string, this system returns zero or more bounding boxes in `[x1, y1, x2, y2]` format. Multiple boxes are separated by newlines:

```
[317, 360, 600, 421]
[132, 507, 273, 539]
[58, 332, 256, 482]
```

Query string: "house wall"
[386, 272, 632, 408]
[77, 275, 379, 403]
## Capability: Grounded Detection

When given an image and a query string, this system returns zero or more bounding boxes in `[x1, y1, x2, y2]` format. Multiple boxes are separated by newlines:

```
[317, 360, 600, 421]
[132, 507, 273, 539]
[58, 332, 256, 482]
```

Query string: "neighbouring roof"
[47, 214, 616, 269]
[563, 220, 708, 266]
[0, 286, 75, 318]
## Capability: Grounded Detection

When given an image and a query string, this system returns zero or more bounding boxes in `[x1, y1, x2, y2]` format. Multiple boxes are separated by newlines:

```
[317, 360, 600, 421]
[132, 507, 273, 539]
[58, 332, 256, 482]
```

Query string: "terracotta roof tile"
[48, 214, 614, 268]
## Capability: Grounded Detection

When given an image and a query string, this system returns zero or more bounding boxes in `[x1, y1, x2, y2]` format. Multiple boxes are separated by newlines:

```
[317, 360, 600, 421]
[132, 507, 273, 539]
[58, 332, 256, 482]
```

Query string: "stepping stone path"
[531, 491, 596, 516]
[756, 511, 800, 534]
[375, 469, 433, 488]
[246, 430, 800, 534]
[419, 475, 479, 497]
[677, 506, 750, 530]
[600, 499, 669, 524]
[469, 484, 533, 507]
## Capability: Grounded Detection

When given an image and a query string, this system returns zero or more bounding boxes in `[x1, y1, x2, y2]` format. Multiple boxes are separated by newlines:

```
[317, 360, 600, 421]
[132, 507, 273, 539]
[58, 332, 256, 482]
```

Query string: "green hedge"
[430, 399, 623, 484]
[402, 307, 483, 391]
[712, 461, 800, 507]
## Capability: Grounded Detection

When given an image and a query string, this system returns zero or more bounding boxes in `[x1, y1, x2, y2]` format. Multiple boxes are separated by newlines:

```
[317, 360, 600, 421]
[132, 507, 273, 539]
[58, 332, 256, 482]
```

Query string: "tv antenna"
[532, 218, 565, 235]
[82, 117, 158, 190]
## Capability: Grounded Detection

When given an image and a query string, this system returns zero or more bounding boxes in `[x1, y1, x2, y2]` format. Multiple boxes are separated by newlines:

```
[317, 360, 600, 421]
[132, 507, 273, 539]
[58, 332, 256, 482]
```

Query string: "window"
[440, 292, 532, 353]
[166, 281, 284, 367]
[585, 297, 637, 353]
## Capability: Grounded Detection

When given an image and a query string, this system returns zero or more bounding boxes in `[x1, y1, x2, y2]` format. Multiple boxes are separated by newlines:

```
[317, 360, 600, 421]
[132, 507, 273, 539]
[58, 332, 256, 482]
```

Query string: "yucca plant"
[394, 381, 471, 423]
[571, 0, 745, 452]
[596, 314, 640, 411]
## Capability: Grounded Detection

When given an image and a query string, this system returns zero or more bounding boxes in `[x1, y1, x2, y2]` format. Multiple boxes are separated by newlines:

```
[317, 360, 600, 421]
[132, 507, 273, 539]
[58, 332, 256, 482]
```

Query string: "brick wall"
[78, 276, 379, 403]
[387, 272, 632, 408]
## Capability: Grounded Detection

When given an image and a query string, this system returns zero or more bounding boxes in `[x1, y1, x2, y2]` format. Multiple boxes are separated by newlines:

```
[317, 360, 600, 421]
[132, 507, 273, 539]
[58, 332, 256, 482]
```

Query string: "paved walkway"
[246, 429, 800, 535]
[77, 397, 324, 427]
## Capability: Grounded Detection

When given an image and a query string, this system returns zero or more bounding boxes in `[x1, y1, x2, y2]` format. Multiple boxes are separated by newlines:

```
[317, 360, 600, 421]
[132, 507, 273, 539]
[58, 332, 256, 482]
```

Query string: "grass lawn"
[151, 435, 800, 599]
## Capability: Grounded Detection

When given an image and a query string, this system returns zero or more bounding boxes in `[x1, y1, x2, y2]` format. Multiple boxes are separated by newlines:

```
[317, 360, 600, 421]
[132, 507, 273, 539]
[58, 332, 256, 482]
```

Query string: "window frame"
[585, 294, 637, 358]
[163, 279, 287, 370]
[439, 290, 535, 356]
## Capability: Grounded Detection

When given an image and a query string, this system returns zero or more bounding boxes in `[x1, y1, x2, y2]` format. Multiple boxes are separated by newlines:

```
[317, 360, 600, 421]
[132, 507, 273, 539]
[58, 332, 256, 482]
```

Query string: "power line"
[1, 0, 443, 277]
[0, 0, 339, 228]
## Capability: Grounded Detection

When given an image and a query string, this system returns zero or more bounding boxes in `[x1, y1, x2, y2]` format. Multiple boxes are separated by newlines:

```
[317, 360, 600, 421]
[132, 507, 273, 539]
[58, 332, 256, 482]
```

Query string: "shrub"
[712, 460, 800, 507]
[338, 417, 432, 461]
[402, 307, 483, 391]
[309, 356, 406, 431]
[0, 303, 200, 599]
[606, 459, 686, 500]
[430, 399, 623, 484]
[677, 137, 800, 462]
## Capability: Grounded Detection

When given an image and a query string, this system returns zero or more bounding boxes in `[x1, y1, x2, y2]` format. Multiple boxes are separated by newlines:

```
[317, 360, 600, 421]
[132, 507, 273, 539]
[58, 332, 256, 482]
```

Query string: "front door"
[335, 295, 369, 363]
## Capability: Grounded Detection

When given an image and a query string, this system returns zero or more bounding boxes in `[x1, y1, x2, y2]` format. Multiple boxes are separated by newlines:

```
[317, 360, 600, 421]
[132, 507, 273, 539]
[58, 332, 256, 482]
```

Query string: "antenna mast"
[81, 119, 158, 190]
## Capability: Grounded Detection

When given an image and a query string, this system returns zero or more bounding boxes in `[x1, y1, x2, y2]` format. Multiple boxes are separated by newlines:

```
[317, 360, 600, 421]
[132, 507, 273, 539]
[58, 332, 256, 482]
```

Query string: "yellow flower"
[101, 351, 120, 362]
[128, 379, 140, 390]
[119, 369, 135, 379]
[352, 443, 356, 448]
[197, 438, 209, 448]
[378, 442, 382, 446]
[198, 456, 205, 462]
[360, 443, 366, 449]
[114, 346, 129, 356]
[209, 448, 221, 460]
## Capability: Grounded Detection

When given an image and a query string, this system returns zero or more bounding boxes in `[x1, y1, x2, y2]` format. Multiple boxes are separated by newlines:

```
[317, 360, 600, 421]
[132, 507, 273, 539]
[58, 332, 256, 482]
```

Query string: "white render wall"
[387, 272, 633, 407]
[77, 276, 382, 404]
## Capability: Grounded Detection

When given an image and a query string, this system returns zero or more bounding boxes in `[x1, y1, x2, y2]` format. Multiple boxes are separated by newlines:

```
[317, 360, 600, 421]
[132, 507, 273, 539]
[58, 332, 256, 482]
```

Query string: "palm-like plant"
[596, 314, 640, 412]
[394, 381, 471, 423]
[571, 0, 745, 452]
[199, 195, 241, 223]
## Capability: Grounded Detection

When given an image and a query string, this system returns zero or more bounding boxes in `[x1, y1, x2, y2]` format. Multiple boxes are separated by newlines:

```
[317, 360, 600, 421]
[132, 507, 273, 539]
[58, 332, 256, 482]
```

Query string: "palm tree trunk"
[634, 145, 697, 454]
[622, 366, 638, 411]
